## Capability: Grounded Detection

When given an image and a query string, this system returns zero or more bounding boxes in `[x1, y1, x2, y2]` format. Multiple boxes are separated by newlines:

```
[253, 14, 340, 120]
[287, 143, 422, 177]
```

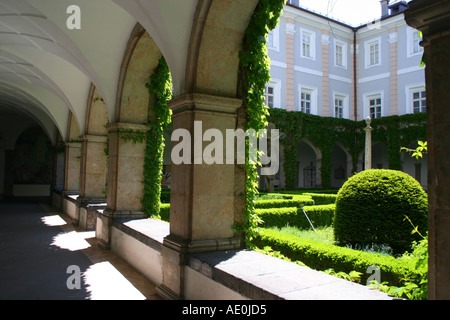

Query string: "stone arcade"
[0, 0, 449, 299]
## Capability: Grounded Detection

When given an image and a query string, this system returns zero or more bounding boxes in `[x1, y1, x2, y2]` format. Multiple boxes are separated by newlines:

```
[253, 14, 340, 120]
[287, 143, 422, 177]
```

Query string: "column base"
[159, 234, 242, 299]
[156, 284, 182, 300]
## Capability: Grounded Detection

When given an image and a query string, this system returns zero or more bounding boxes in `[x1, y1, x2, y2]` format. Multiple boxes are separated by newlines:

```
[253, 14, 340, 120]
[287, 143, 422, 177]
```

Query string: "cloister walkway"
[0, 200, 160, 300]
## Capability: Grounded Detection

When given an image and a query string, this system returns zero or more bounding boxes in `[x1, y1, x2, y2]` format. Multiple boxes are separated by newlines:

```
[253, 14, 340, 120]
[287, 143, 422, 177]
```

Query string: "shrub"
[253, 228, 423, 286]
[303, 193, 337, 205]
[160, 203, 170, 222]
[334, 169, 428, 255]
[255, 197, 314, 209]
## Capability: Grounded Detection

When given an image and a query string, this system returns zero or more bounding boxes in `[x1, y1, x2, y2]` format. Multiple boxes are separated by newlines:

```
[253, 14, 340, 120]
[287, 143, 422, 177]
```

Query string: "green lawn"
[269, 225, 395, 257]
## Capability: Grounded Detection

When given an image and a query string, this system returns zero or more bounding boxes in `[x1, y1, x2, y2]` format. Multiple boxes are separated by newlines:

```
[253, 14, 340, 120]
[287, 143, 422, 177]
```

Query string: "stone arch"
[67, 112, 81, 141]
[115, 23, 163, 124]
[85, 84, 108, 136]
[103, 23, 166, 217]
[331, 143, 352, 188]
[185, 0, 259, 97]
[77, 84, 109, 202]
[296, 139, 322, 188]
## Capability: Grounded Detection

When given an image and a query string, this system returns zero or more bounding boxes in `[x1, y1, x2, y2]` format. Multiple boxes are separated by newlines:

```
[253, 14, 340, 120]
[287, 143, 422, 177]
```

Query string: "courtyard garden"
[156, 169, 428, 300]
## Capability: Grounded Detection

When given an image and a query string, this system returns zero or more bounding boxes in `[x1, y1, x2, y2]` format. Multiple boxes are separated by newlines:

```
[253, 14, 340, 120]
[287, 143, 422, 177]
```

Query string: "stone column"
[285, 17, 296, 111]
[158, 93, 244, 299]
[64, 141, 81, 195]
[405, 0, 450, 300]
[78, 135, 108, 202]
[77, 134, 108, 230]
[97, 122, 148, 248]
[364, 116, 373, 170]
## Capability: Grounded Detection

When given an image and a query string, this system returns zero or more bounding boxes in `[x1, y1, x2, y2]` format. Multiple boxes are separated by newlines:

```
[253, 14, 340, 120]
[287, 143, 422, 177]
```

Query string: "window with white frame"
[365, 37, 381, 68]
[300, 90, 312, 114]
[299, 85, 317, 114]
[368, 95, 382, 119]
[301, 29, 315, 60]
[334, 95, 345, 118]
[265, 85, 275, 108]
[335, 40, 347, 68]
[264, 79, 281, 109]
[369, 42, 379, 65]
[407, 28, 423, 57]
[411, 87, 426, 113]
[267, 26, 280, 51]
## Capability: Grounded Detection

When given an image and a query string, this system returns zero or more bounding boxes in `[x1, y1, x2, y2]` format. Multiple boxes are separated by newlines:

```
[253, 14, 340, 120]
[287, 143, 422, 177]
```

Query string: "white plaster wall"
[64, 198, 78, 221]
[111, 227, 163, 286]
[184, 267, 248, 300]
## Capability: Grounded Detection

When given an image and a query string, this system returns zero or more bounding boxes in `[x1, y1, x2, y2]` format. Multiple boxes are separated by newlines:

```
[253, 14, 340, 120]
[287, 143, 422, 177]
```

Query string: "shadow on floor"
[0, 199, 160, 300]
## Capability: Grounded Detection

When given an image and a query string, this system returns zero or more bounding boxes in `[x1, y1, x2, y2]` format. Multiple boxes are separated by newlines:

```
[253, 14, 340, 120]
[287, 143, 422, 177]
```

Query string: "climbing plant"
[114, 57, 172, 218]
[142, 56, 173, 218]
[268, 109, 426, 189]
[237, 0, 287, 247]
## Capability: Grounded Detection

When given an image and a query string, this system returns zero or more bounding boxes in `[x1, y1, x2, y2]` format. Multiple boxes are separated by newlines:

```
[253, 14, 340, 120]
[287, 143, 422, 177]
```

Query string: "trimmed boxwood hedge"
[334, 169, 428, 255]
[256, 204, 335, 229]
[160, 203, 170, 222]
[302, 193, 337, 205]
[253, 228, 423, 287]
[254, 198, 314, 209]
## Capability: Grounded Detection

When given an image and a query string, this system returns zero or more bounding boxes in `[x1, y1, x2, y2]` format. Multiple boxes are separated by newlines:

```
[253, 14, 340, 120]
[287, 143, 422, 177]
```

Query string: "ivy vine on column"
[238, 0, 287, 248]
[143, 56, 173, 218]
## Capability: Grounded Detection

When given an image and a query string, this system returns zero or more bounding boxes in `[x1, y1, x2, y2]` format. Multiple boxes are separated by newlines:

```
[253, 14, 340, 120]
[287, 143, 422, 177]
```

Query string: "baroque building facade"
[265, 0, 427, 189]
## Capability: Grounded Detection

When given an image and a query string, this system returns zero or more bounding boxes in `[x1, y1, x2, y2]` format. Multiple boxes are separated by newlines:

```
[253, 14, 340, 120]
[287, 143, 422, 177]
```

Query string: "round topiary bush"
[334, 169, 428, 255]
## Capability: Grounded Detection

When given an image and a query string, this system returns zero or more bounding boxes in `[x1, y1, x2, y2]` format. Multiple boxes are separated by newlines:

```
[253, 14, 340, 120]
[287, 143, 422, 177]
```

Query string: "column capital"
[388, 31, 398, 44]
[285, 22, 296, 35]
[405, 0, 450, 44]
[80, 134, 108, 144]
[321, 33, 330, 46]
[106, 122, 149, 134]
[169, 93, 242, 116]
[65, 141, 81, 148]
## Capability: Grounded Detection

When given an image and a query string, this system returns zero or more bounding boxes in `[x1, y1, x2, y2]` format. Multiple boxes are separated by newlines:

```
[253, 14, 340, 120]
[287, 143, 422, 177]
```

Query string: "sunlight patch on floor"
[83, 261, 146, 300]
[51, 231, 95, 251]
[41, 215, 67, 227]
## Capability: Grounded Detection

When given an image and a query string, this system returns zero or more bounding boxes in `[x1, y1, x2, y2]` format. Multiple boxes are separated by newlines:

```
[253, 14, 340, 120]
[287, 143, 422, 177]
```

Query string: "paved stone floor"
[0, 200, 161, 300]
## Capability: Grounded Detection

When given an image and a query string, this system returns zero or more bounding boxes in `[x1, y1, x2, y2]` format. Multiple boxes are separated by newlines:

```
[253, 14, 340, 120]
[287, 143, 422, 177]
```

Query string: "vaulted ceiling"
[0, 0, 197, 145]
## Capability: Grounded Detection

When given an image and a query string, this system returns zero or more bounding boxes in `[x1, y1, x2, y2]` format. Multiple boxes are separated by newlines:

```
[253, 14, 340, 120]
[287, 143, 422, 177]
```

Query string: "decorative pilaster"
[285, 18, 296, 111]
[389, 27, 399, 116]
[321, 30, 331, 117]
[350, 41, 360, 121]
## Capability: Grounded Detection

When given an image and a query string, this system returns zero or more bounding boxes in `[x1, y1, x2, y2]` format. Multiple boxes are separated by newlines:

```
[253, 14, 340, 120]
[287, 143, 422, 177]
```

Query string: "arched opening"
[402, 140, 427, 189]
[372, 142, 389, 169]
[9, 126, 54, 198]
[296, 140, 320, 188]
[331, 143, 350, 188]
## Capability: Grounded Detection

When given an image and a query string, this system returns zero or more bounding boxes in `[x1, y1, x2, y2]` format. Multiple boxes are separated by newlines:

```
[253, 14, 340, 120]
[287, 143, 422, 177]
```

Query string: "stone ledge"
[110, 218, 392, 300]
[112, 218, 170, 253]
[188, 250, 392, 300]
